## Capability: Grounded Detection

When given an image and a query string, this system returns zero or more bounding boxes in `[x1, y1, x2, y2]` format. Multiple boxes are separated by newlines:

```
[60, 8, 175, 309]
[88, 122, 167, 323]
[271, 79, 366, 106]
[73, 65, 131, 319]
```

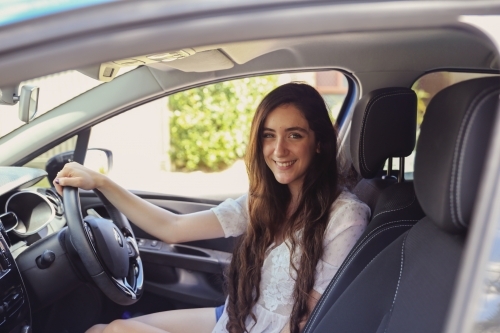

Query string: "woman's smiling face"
[262, 104, 318, 197]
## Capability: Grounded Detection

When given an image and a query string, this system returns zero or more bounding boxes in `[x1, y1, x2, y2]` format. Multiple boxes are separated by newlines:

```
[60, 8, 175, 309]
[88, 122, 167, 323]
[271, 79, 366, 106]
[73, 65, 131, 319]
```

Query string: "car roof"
[0, 0, 498, 165]
[0, 0, 498, 88]
[0, 0, 114, 27]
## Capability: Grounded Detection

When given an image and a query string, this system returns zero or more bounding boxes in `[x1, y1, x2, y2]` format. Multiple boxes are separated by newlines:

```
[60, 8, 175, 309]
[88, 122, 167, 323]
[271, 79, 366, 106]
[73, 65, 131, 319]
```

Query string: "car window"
[0, 68, 137, 140]
[88, 70, 348, 200]
[473, 227, 500, 332]
[22, 135, 78, 188]
[398, 71, 499, 179]
[0, 71, 102, 138]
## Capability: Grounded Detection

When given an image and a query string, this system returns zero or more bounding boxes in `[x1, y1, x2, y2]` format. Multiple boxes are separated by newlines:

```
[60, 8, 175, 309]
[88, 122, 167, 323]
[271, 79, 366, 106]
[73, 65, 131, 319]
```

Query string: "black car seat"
[307, 76, 500, 333]
[304, 87, 426, 333]
[350, 87, 417, 211]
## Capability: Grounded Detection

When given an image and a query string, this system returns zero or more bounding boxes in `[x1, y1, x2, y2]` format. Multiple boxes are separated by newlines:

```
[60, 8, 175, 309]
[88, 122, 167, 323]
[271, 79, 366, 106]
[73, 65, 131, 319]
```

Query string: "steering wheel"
[63, 186, 144, 305]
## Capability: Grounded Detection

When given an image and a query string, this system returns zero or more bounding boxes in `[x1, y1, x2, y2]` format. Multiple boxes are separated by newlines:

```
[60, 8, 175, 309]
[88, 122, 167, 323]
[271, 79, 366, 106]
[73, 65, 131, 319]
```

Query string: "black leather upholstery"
[304, 182, 424, 333]
[310, 218, 464, 333]
[304, 87, 423, 332]
[415, 76, 500, 233]
[307, 77, 500, 333]
[351, 87, 417, 179]
[352, 176, 396, 213]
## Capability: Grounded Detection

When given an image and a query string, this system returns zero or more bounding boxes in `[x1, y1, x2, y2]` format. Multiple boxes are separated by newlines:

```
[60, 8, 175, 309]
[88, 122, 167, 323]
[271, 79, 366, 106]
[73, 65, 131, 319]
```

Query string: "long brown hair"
[226, 82, 340, 333]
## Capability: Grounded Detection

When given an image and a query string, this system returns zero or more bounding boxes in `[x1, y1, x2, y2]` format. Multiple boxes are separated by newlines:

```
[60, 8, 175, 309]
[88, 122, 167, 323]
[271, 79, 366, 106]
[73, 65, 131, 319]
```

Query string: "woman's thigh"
[86, 307, 217, 333]
[129, 307, 216, 333]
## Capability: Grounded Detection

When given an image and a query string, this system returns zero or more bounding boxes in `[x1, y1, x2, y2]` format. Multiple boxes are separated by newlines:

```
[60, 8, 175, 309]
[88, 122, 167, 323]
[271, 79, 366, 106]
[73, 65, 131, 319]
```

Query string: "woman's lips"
[274, 160, 297, 168]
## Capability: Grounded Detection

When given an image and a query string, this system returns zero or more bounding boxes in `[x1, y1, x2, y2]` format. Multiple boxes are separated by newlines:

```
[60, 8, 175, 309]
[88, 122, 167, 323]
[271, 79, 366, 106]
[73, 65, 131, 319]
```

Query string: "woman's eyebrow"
[262, 126, 309, 133]
[285, 127, 308, 133]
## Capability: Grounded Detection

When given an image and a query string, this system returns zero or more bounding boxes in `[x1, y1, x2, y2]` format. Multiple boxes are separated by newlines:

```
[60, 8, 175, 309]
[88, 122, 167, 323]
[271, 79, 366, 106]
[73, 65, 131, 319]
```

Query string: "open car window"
[397, 71, 500, 179]
[87, 70, 349, 199]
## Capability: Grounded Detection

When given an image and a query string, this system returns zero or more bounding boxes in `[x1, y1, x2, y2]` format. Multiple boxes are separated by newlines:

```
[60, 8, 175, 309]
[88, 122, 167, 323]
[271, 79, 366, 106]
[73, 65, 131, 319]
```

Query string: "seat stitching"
[309, 219, 419, 302]
[304, 224, 413, 332]
[450, 86, 499, 228]
[303, 224, 414, 332]
[372, 195, 416, 220]
[455, 87, 499, 226]
[339, 220, 418, 267]
[384, 233, 408, 333]
[360, 91, 413, 174]
[328, 220, 418, 279]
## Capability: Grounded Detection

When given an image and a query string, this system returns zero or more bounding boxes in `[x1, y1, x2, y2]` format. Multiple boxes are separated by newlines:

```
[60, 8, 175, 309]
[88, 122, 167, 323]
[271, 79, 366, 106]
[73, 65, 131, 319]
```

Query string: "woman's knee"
[104, 319, 129, 333]
[85, 323, 107, 333]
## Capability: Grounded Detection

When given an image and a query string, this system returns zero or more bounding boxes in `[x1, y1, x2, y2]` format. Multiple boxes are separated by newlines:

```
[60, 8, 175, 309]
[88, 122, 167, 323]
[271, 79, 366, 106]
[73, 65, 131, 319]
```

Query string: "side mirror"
[45, 148, 113, 185]
[18, 85, 39, 123]
[85, 149, 113, 174]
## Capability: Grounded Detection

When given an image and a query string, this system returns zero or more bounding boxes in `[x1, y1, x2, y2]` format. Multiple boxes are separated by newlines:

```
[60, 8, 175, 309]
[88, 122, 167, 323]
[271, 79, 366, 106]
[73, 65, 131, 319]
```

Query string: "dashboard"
[0, 167, 65, 333]
[0, 166, 231, 332]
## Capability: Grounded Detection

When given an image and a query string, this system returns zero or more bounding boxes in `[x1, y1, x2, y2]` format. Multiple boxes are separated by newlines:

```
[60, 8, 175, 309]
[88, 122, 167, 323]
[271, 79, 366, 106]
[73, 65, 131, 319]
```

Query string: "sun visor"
[148, 50, 234, 72]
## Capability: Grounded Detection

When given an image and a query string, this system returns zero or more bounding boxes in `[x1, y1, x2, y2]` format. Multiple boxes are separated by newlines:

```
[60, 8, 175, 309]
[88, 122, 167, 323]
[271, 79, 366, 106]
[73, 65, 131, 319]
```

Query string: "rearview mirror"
[18, 85, 39, 123]
[45, 148, 113, 185]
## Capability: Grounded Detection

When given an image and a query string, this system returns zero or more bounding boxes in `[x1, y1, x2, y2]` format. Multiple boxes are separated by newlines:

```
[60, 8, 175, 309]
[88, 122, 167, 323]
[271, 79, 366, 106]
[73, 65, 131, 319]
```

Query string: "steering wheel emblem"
[113, 228, 123, 247]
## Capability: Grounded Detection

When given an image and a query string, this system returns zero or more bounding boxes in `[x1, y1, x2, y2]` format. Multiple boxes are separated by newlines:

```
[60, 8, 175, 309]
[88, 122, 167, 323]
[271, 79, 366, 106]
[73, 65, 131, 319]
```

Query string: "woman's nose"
[274, 138, 288, 156]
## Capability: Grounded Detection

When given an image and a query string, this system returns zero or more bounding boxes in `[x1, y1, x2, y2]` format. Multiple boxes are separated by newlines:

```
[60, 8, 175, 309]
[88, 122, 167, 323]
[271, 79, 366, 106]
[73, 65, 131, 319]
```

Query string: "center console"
[0, 231, 31, 333]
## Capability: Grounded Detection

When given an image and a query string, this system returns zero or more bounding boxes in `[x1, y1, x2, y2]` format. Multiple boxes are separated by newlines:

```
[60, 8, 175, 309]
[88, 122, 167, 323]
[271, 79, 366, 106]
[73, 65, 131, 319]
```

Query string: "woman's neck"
[288, 182, 301, 204]
[287, 198, 298, 218]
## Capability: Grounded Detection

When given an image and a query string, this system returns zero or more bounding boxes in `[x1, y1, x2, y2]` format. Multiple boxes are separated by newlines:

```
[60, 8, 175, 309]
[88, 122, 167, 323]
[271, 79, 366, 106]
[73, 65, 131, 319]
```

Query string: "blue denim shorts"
[215, 305, 225, 322]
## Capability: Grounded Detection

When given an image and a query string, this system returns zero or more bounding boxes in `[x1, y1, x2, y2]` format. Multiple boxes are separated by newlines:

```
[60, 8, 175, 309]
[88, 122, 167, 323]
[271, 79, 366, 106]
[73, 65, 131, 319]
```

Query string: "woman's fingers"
[56, 176, 85, 188]
[53, 162, 98, 195]
[53, 178, 63, 195]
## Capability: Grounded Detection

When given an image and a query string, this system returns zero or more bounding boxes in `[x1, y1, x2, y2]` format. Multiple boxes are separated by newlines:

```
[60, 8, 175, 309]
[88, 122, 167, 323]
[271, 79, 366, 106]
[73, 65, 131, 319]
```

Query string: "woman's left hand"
[53, 161, 106, 196]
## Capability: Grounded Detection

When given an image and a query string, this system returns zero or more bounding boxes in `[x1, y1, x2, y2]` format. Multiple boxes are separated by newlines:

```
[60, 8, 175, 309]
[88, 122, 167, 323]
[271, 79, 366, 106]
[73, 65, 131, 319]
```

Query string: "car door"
[79, 190, 232, 308]
[22, 69, 351, 313]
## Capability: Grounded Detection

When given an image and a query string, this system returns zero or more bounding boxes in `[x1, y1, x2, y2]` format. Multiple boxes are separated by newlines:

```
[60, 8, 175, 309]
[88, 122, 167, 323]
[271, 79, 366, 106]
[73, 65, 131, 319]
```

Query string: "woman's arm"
[54, 162, 225, 244]
[280, 290, 321, 333]
[301, 290, 321, 329]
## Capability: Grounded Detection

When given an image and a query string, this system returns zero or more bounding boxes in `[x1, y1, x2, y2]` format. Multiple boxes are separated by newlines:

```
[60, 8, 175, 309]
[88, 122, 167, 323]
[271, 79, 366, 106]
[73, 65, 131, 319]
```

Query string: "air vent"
[3, 287, 24, 317]
[45, 189, 64, 217]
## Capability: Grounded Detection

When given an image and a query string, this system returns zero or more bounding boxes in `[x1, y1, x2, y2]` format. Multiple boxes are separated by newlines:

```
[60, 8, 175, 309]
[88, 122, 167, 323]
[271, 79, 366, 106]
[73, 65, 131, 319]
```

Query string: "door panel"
[79, 190, 235, 308]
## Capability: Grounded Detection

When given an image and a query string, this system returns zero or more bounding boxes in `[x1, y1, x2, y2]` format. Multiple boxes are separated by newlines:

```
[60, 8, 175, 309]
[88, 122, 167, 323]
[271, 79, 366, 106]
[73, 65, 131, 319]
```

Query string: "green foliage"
[168, 76, 279, 172]
[414, 89, 430, 127]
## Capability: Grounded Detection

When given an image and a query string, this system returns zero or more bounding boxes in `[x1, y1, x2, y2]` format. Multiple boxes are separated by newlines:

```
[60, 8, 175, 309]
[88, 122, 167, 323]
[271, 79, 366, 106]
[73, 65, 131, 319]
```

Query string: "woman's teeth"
[275, 160, 296, 167]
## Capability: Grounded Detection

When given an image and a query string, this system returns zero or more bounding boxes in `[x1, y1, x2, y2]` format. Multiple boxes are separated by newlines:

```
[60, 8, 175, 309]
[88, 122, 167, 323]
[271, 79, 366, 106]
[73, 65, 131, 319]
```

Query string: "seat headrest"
[350, 87, 417, 178]
[414, 77, 500, 233]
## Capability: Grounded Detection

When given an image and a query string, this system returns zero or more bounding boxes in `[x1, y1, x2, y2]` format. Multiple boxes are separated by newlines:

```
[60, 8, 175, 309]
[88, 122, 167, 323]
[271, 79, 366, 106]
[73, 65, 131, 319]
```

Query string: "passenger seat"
[307, 76, 499, 333]
[304, 87, 425, 332]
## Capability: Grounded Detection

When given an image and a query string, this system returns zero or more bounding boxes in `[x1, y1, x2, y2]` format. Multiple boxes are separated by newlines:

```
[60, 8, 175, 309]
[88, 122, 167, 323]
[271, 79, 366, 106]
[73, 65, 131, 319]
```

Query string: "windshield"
[0, 67, 136, 139]
[0, 71, 102, 138]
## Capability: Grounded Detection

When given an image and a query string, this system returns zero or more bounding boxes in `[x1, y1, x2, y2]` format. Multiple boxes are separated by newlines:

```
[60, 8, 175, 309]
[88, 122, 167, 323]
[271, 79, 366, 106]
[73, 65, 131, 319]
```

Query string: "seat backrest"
[307, 76, 500, 333]
[350, 87, 417, 212]
[304, 87, 425, 332]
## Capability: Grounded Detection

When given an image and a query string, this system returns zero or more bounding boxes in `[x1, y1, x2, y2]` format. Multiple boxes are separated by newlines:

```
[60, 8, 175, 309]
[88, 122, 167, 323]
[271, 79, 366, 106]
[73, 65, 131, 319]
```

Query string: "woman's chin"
[274, 175, 300, 187]
[274, 177, 291, 185]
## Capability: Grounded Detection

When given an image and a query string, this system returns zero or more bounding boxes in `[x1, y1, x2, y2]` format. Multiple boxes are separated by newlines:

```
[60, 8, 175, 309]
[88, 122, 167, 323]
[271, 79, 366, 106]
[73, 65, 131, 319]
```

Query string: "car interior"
[0, 2, 499, 333]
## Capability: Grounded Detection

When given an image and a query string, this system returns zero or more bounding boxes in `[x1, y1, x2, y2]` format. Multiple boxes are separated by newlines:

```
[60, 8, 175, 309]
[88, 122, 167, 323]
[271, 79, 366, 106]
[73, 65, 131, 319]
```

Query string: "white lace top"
[210, 190, 370, 333]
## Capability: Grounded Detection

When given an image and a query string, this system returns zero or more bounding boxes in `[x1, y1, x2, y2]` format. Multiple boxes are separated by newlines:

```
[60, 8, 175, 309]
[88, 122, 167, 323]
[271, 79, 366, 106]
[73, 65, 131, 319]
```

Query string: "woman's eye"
[262, 133, 274, 138]
[289, 133, 302, 139]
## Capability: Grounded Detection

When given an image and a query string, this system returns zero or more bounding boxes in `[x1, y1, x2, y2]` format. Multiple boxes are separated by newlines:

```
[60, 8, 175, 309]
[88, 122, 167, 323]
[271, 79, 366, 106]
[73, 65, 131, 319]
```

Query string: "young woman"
[54, 83, 370, 333]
